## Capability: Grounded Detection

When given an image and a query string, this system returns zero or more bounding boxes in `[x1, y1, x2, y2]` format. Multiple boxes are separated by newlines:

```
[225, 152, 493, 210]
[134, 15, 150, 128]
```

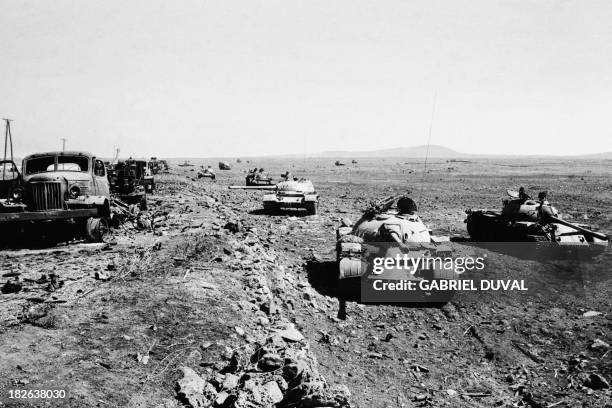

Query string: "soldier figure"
[537, 191, 554, 220]
[518, 187, 530, 202]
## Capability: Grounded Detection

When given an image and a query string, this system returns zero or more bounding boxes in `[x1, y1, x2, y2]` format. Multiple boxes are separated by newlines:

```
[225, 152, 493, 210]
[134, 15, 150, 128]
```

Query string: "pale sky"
[1, 0, 611, 158]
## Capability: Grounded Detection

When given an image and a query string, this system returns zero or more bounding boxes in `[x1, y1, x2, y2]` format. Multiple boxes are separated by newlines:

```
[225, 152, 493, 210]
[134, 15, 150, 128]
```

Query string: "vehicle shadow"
[248, 208, 310, 217]
[305, 259, 450, 317]
[450, 237, 607, 262]
[0, 221, 85, 249]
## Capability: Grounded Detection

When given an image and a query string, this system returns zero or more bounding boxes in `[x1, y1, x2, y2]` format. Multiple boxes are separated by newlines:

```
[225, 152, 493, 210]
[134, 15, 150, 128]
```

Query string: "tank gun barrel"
[549, 216, 609, 241]
[228, 185, 277, 190]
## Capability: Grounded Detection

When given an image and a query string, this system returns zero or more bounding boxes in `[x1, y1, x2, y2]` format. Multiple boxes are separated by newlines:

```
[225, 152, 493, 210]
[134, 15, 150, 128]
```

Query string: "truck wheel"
[306, 201, 318, 215]
[85, 217, 109, 242]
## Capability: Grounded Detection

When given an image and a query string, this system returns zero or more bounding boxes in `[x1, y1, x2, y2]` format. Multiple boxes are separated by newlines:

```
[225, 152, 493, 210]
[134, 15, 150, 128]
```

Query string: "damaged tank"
[465, 188, 609, 249]
[335, 196, 457, 302]
[218, 161, 231, 170]
[197, 166, 216, 180]
[229, 178, 319, 215]
[245, 168, 272, 186]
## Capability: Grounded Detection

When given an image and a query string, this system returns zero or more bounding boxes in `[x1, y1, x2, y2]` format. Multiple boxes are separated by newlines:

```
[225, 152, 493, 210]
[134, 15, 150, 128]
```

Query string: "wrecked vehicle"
[229, 179, 319, 215]
[158, 159, 169, 171]
[245, 168, 272, 186]
[465, 189, 609, 251]
[0, 151, 111, 241]
[197, 166, 216, 180]
[148, 157, 165, 175]
[218, 161, 231, 170]
[108, 159, 153, 208]
[335, 196, 456, 301]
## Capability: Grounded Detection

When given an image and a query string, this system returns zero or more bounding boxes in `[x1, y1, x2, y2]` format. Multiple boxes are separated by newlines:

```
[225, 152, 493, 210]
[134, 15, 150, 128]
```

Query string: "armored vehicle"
[108, 159, 153, 208]
[148, 157, 166, 175]
[219, 161, 231, 170]
[229, 178, 319, 215]
[334, 160, 345, 166]
[335, 196, 456, 301]
[465, 189, 609, 249]
[0, 151, 111, 241]
[245, 168, 272, 186]
[197, 166, 216, 180]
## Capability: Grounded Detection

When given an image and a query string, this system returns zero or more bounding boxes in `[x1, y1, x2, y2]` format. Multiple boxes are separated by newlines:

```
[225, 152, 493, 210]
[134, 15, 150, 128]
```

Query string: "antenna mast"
[2, 118, 14, 180]
[422, 91, 437, 179]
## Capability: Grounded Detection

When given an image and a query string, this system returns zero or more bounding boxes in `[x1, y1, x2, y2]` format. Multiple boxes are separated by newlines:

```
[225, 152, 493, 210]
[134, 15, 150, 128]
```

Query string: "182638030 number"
[8, 389, 67, 399]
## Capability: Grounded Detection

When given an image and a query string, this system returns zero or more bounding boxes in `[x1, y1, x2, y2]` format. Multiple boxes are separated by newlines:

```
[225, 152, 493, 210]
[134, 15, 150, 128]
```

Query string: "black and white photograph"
[0, 1, 611, 407]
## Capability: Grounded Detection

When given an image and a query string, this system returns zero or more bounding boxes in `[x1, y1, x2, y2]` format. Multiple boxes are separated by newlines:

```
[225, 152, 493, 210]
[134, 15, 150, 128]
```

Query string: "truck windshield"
[25, 155, 89, 175]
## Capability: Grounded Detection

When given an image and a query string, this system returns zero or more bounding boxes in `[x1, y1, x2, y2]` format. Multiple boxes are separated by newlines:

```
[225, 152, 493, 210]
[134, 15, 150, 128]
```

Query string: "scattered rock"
[95, 270, 111, 281]
[224, 221, 242, 233]
[277, 324, 304, 342]
[413, 393, 428, 401]
[583, 373, 610, 390]
[258, 352, 283, 371]
[222, 373, 239, 390]
[1, 278, 22, 294]
[582, 311, 603, 318]
[176, 367, 216, 408]
[590, 338, 610, 350]
[136, 352, 149, 365]
[261, 381, 283, 404]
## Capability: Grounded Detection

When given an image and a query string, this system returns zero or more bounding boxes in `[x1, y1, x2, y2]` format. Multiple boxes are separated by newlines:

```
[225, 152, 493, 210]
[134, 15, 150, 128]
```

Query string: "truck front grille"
[28, 182, 63, 211]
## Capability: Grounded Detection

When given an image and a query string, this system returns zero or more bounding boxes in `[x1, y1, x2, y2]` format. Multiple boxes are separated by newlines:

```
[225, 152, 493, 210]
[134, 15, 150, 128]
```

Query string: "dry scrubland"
[0, 157, 611, 407]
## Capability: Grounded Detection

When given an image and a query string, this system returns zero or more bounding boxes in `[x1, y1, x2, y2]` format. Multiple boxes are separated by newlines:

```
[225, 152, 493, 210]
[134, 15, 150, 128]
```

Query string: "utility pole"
[61, 138, 67, 153]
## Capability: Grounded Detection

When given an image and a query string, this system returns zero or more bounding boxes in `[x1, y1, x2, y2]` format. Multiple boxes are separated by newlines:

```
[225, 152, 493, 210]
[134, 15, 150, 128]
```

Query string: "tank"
[197, 166, 216, 180]
[335, 196, 456, 301]
[218, 162, 231, 170]
[245, 168, 272, 186]
[465, 189, 609, 249]
[229, 179, 319, 215]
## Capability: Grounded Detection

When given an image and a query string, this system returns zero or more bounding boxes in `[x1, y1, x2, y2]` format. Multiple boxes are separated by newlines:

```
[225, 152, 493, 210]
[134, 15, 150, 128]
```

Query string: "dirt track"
[1, 158, 611, 408]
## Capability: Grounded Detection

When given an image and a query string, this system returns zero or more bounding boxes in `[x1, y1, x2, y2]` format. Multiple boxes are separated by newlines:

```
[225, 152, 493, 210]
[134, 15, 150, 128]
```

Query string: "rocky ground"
[0, 158, 611, 408]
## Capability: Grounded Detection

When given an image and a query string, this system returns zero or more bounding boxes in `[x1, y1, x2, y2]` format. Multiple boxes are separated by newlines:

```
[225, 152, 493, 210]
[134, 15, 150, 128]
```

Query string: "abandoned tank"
[336, 196, 457, 302]
[465, 189, 609, 250]
[245, 168, 272, 186]
[197, 166, 216, 180]
[229, 178, 319, 215]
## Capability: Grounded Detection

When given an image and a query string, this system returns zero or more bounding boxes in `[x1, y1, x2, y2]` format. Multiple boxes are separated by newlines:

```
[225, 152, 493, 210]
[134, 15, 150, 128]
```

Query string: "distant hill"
[295, 145, 612, 160]
[168, 145, 612, 160]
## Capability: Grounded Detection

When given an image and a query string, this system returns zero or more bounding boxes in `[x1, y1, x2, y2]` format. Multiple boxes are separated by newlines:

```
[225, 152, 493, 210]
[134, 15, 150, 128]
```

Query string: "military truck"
[0, 151, 111, 241]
